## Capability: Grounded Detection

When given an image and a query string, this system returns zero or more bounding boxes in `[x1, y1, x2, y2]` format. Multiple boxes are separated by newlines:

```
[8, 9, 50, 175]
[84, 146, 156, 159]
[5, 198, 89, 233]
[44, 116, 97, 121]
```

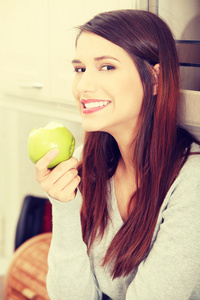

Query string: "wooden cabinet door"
[0, 0, 49, 101]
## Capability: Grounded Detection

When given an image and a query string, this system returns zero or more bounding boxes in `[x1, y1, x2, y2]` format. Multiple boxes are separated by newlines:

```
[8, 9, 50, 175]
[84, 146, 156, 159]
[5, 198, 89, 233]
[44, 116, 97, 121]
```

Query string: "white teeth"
[84, 101, 109, 109]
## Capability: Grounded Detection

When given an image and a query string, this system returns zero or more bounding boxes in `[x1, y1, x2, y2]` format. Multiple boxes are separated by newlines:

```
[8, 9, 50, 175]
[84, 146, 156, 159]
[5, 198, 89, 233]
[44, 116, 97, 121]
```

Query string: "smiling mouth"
[81, 100, 111, 114]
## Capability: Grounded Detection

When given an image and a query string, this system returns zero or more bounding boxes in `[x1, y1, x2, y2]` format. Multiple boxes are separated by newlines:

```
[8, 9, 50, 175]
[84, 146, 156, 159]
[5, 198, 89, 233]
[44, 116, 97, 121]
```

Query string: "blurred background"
[0, 0, 199, 289]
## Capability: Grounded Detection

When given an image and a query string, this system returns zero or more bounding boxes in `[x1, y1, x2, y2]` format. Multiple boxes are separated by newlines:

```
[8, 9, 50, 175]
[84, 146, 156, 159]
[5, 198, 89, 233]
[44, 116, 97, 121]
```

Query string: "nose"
[76, 70, 97, 94]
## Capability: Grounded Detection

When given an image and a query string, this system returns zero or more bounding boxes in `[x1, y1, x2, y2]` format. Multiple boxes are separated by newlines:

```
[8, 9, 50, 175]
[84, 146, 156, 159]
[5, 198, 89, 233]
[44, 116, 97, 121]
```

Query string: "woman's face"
[72, 32, 144, 138]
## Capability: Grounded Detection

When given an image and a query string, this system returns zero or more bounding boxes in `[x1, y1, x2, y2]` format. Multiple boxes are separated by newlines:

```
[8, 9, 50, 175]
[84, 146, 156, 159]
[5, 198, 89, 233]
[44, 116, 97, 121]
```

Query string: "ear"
[152, 63, 160, 95]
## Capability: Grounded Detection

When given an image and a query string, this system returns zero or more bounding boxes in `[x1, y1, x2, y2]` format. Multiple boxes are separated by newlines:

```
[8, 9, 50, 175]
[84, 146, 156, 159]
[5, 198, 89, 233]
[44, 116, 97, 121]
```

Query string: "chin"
[82, 124, 99, 133]
[81, 120, 105, 133]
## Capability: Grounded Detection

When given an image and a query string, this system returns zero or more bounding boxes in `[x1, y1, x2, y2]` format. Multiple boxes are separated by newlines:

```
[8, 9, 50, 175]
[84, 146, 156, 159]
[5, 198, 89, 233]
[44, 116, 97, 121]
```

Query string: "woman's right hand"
[35, 149, 81, 203]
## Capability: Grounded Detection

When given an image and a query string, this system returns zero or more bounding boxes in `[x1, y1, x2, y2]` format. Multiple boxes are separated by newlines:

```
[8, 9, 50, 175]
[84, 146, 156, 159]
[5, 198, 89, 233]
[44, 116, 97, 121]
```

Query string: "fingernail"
[50, 148, 59, 157]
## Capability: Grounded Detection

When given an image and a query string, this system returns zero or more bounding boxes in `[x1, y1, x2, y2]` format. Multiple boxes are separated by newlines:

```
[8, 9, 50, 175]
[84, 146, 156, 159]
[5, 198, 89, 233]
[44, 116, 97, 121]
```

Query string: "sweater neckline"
[110, 176, 124, 225]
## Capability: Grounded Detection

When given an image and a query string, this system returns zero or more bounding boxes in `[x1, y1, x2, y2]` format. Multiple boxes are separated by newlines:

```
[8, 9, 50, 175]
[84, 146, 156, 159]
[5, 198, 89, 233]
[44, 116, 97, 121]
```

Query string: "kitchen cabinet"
[0, 0, 49, 101]
[0, 0, 136, 105]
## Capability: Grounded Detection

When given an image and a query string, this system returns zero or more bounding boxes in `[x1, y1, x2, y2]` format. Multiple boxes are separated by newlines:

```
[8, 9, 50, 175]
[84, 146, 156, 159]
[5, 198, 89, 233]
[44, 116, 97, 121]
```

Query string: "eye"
[101, 65, 115, 71]
[74, 67, 86, 73]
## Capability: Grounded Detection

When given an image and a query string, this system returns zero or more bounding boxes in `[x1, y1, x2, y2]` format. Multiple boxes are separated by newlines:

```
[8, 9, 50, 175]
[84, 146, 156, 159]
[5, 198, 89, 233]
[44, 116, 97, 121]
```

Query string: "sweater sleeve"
[126, 154, 200, 300]
[46, 190, 102, 300]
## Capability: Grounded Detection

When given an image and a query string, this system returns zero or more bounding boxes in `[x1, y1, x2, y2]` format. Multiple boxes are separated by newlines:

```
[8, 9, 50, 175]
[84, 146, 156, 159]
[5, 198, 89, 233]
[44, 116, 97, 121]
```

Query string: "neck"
[108, 117, 140, 173]
[113, 133, 137, 221]
[113, 130, 136, 175]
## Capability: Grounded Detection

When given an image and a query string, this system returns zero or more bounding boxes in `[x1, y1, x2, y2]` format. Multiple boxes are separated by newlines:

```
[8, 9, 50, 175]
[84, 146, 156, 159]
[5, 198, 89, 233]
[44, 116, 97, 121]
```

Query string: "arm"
[35, 150, 101, 300]
[126, 157, 200, 300]
[46, 192, 100, 299]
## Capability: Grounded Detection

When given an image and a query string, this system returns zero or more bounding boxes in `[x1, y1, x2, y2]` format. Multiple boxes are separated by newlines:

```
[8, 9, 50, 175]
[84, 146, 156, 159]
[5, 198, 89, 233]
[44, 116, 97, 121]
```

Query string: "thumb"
[35, 149, 59, 182]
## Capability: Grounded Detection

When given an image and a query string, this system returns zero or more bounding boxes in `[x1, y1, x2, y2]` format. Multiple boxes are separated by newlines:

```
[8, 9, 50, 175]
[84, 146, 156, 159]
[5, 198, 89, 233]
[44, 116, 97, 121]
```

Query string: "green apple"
[28, 122, 75, 169]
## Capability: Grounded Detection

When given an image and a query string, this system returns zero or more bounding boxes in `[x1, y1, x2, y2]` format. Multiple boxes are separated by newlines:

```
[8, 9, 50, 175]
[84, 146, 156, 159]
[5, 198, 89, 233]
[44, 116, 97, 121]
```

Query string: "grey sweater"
[46, 143, 200, 300]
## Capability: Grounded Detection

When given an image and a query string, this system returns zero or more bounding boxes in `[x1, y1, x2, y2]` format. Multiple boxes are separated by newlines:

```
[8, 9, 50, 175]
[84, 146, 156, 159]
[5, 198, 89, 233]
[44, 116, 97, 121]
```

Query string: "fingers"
[53, 167, 78, 186]
[40, 166, 78, 193]
[45, 157, 78, 184]
[35, 149, 80, 202]
[46, 172, 81, 202]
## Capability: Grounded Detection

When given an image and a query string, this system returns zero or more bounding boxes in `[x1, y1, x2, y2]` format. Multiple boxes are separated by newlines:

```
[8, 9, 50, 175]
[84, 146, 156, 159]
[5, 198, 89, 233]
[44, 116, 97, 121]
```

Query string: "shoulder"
[175, 142, 200, 192]
[138, 145, 200, 300]
[159, 142, 200, 213]
[152, 143, 200, 241]
[178, 142, 200, 181]
[163, 143, 200, 208]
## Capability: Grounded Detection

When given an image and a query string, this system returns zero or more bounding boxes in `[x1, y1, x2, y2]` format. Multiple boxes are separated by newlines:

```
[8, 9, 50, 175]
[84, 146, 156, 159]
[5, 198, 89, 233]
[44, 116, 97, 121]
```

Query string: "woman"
[35, 10, 200, 300]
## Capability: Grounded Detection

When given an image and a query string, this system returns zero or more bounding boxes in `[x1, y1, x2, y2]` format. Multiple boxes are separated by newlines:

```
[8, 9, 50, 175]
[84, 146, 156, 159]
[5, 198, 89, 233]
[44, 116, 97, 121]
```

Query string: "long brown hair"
[76, 10, 199, 279]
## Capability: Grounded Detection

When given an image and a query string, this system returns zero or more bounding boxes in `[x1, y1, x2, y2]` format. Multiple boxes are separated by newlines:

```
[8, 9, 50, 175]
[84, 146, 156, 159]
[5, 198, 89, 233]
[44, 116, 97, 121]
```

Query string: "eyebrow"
[71, 56, 119, 64]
